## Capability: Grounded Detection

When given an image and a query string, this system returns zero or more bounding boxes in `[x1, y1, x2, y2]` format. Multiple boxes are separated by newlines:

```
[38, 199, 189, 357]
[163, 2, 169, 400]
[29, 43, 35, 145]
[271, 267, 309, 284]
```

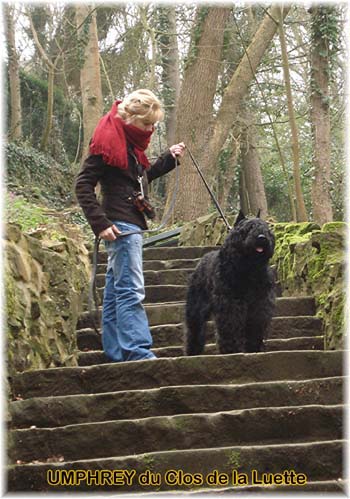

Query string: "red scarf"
[89, 100, 153, 169]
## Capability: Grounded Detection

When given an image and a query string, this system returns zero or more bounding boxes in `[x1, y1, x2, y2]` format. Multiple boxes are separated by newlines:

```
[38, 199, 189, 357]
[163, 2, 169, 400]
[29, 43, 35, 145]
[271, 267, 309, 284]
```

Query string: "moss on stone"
[227, 450, 241, 469]
[321, 222, 347, 233]
[272, 224, 345, 350]
[5, 221, 91, 376]
[142, 454, 155, 471]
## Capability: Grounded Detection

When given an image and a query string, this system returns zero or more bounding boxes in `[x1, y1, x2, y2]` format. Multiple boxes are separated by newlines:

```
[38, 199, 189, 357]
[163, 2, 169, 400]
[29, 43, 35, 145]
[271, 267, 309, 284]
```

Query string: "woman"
[75, 89, 185, 362]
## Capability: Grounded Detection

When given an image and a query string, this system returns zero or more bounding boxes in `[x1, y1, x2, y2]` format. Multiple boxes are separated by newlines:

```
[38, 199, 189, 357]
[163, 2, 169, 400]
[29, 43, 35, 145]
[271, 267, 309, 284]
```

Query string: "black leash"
[186, 147, 232, 231]
[89, 235, 102, 333]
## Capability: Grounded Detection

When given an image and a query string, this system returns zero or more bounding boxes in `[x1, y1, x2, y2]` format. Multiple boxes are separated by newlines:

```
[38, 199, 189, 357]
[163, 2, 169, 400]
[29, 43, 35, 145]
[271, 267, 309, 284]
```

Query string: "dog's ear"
[256, 209, 261, 218]
[234, 210, 246, 226]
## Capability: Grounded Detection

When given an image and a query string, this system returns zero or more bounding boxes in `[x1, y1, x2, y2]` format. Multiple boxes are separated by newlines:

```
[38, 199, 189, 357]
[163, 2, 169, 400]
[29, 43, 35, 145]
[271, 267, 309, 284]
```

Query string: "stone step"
[186, 480, 346, 494]
[96, 283, 190, 303]
[143, 246, 217, 260]
[11, 350, 342, 399]
[96, 283, 281, 303]
[143, 285, 187, 304]
[144, 269, 192, 286]
[77, 297, 316, 330]
[93, 246, 217, 264]
[97, 260, 279, 275]
[8, 404, 343, 463]
[77, 316, 323, 350]
[78, 337, 324, 365]
[7, 440, 343, 492]
[10, 376, 342, 429]
[98, 258, 200, 274]
[144, 258, 201, 271]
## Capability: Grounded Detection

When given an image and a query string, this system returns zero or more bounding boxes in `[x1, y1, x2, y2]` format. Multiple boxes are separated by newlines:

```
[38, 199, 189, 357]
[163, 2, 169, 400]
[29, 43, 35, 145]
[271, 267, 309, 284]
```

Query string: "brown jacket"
[75, 149, 176, 236]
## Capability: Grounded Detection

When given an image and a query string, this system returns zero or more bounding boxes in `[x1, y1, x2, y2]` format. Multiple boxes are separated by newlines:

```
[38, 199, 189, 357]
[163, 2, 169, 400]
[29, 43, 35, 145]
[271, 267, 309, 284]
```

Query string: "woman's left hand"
[169, 142, 186, 158]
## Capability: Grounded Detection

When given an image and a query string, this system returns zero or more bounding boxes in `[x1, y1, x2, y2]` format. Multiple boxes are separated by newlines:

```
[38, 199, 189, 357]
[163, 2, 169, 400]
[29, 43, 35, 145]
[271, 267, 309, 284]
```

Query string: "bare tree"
[139, 6, 157, 90]
[167, 5, 290, 222]
[238, 9, 268, 218]
[157, 6, 180, 145]
[5, 4, 22, 140]
[164, 6, 231, 221]
[278, 7, 307, 221]
[240, 116, 268, 217]
[310, 6, 335, 224]
[206, 6, 291, 176]
[75, 4, 103, 159]
[26, 7, 63, 150]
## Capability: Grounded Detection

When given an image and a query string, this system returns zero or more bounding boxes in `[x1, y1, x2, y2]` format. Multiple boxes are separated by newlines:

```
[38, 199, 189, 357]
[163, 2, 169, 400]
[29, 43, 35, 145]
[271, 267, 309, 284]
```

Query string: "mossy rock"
[273, 222, 321, 236]
[273, 223, 345, 350]
[5, 220, 91, 376]
[321, 222, 346, 234]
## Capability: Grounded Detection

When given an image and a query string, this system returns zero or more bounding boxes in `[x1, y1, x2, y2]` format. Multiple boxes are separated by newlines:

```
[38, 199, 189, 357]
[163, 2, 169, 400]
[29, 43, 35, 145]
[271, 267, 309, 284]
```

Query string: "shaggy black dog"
[185, 211, 275, 355]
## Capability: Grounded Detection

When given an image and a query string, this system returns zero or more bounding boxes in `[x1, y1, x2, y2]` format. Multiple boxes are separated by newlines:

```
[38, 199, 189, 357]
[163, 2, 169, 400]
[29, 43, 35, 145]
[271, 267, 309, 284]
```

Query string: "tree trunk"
[40, 66, 55, 150]
[75, 4, 103, 159]
[164, 7, 231, 222]
[205, 6, 291, 178]
[157, 6, 180, 145]
[27, 9, 58, 151]
[5, 4, 22, 141]
[239, 168, 250, 215]
[237, 10, 268, 219]
[278, 7, 307, 222]
[139, 6, 157, 90]
[310, 6, 334, 225]
[218, 139, 240, 210]
[240, 118, 268, 218]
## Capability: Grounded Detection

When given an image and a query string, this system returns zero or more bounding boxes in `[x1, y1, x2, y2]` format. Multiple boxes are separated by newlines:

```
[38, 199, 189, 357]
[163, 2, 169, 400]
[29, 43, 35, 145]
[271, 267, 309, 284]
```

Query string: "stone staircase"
[7, 245, 345, 493]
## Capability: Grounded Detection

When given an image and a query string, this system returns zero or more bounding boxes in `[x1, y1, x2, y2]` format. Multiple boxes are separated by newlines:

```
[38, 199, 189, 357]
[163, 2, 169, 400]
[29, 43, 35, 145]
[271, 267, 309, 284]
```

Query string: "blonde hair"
[118, 89, 164, 125]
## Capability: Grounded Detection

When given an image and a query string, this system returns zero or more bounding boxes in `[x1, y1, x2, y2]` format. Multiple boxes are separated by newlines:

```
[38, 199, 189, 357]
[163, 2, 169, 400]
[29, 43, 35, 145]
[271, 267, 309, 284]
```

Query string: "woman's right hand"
[99, 225, 122, 241]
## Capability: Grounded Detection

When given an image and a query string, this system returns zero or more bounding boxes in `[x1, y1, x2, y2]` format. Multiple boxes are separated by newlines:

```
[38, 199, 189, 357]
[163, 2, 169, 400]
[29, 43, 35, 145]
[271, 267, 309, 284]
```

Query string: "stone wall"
[179, 213, 235, 247]
[179, 216, 346, 350]
[5, 222, 91, 376]
[272, 222, 345, 350]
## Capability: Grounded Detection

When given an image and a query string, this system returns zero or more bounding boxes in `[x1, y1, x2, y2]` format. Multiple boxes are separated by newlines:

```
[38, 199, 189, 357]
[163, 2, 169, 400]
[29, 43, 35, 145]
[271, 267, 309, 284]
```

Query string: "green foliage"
[310, 6, 341, 96]
[5, 141, 74, 209]
[17, 70, 81, 162]
[5, 193, 49, 232]
[311, 7, 340, 60]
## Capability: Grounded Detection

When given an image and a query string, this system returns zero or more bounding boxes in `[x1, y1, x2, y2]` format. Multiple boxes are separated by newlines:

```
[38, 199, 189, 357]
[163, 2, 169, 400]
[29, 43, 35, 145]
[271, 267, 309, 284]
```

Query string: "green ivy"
[5, 142, 74, 209]
[15, 70, 81, 162]
[5, 193, 49, 232]
[310, 6, 340, 82]
[75, 13, 93, 69]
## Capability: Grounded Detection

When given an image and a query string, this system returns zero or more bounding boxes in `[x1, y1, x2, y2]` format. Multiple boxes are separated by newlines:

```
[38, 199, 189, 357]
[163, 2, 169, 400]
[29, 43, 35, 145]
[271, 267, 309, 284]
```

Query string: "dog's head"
[222, 210, 275, 263]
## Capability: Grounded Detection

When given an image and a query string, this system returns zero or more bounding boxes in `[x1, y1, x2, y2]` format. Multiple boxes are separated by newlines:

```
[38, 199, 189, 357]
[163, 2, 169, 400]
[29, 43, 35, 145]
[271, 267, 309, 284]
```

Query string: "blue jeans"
[102, 221, 156, 362]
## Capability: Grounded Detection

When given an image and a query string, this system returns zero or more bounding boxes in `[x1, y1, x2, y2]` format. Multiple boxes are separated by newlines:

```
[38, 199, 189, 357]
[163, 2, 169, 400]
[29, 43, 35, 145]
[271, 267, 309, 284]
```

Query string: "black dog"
[185, 211, 275, 355]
